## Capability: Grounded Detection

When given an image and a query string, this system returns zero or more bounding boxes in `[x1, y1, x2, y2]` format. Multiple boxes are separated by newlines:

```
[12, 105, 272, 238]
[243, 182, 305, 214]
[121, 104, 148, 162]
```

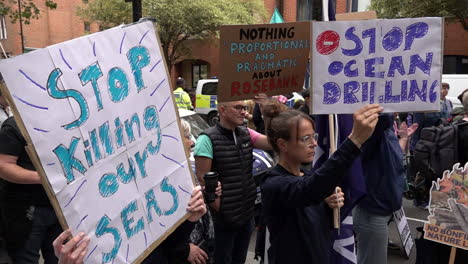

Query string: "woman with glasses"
[260, 101, 383, 264]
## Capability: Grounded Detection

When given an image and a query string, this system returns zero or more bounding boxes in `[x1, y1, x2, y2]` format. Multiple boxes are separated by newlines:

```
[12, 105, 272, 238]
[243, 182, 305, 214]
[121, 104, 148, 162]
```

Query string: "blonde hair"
[180, 119, 191, 138]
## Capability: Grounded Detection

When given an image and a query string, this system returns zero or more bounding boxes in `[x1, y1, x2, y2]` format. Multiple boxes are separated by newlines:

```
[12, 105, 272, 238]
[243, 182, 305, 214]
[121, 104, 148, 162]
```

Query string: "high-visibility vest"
[174, 87, 193, 110]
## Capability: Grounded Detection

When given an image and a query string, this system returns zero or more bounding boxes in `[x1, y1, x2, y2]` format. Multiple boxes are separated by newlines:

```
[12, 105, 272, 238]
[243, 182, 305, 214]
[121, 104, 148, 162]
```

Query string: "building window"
[348, 0, 371, 12]
[297, 0, 322, 21]
[192, 64, 208, 89]
[0, 16, 7, 40]
[443, 55, 468, 74]
[84, 22, 91, 32]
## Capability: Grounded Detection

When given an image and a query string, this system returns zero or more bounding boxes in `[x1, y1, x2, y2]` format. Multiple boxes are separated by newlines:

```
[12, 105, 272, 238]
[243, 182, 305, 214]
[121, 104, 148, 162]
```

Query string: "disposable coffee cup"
[204, 172, 219, 203]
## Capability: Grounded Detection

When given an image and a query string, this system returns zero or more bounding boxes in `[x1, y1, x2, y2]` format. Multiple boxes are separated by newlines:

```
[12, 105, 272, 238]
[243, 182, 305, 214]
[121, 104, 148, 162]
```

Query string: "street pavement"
[245, 197, 429, 264]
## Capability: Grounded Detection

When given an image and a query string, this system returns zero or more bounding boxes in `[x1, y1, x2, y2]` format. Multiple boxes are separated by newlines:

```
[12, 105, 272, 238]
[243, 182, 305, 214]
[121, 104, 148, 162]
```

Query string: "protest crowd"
[1, 67, 467, 263]
[0, 9, 467, 264]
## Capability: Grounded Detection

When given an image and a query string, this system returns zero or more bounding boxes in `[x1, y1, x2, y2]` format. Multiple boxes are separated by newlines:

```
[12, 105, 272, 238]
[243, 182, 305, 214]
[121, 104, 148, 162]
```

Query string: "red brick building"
[1, 0, 467, 88]
[0, 0, 99, 57]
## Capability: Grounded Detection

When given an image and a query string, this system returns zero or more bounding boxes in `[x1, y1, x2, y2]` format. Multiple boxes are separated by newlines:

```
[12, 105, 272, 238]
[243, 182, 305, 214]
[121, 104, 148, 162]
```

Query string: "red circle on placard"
[316, 30, 340, 55]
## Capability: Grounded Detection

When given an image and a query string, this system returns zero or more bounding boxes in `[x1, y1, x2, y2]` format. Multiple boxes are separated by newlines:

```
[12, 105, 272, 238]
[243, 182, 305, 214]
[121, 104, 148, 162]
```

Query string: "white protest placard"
[311, 17, 443, 114]
[0, 21, 194, 263]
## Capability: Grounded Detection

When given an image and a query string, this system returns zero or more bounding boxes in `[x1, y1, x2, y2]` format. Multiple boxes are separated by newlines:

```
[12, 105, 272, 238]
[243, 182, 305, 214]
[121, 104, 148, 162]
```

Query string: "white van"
[194, 79, 219, 126]
[442, 74, 468, 108]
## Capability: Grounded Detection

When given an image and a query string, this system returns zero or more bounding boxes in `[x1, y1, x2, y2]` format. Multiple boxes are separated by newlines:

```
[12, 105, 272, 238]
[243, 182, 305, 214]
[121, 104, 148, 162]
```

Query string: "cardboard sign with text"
[424, 163, 468, 250]
[218, 21, 311, 102]
[311, 17, 443, 114]
[0, 21, 194, 263]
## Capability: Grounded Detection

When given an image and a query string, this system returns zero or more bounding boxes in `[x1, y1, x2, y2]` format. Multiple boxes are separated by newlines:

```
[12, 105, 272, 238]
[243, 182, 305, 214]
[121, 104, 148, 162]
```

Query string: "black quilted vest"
[202, 123, 255, 228]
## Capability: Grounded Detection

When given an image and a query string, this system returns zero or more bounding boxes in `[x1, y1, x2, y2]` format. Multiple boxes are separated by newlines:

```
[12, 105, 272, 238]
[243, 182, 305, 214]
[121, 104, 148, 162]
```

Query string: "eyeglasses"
[228, 105, 247, 111]
[299, 133, 319, 145]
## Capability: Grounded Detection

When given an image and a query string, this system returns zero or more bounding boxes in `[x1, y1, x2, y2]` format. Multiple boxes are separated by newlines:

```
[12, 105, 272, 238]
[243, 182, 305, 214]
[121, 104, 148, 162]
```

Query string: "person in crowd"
[174, 77, 193, 110]
[244, 100, 256, 130]
[0, 91, 10, 127]
[353, 112, 408, 264]
[457, 89, 468, 165]
[440, 82, 453, 120]
[297, 89, 311, 116]
[252, 102, 265, 134]
[194, 97, 271, 264]
[0, 115, 62, 263]
[53, 186, 208, 264]
[181, 119, 217, 264]
[454, 89, 468, 124]
[293, 99, 305, 110]
[411, 103, 442, 209]
[260, 103, 383, 264]
[0, 76, 11, 126]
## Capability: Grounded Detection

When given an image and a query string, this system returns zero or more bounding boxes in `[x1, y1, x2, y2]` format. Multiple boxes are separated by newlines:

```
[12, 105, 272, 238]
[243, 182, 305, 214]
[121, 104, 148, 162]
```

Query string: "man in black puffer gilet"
[194, 100, 271, 264]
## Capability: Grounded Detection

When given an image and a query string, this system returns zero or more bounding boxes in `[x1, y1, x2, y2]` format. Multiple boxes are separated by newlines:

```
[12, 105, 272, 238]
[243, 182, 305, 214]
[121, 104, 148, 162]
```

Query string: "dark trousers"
[214, 218, 254, 264]
[3, 206, 61, 264]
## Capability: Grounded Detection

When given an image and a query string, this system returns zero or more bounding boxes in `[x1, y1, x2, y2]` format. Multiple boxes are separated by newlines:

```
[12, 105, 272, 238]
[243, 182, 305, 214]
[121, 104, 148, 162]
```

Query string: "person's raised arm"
[348, 104, 384, 148]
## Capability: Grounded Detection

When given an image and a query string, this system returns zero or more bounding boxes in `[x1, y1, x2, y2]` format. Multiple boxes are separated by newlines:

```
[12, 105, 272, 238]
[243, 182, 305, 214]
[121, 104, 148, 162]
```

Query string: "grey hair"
[180, 119, 191, 138]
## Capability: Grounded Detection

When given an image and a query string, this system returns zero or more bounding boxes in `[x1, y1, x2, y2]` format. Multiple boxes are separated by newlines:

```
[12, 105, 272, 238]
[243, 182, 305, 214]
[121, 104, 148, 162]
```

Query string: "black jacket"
[202, 123, 255, 228]
[261, 139, 360, 264]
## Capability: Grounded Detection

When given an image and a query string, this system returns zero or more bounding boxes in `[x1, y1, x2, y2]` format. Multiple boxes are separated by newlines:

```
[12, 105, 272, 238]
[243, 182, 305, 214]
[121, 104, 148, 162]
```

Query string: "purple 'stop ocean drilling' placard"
[312, 17, 443, 114]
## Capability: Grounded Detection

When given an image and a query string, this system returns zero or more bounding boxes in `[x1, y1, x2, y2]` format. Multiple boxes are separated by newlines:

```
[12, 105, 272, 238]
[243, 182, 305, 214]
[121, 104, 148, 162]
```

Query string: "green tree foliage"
[77, 0, 267, 68]
[370, 0, 468, 30]
[0, 0, 57, 24]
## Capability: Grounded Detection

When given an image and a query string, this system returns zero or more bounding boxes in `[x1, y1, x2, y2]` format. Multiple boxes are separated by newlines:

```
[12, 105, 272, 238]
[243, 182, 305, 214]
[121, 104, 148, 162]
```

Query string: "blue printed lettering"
[99, 121, 114, 156]
[160, 177, 179, 216]
[342, 27, 363, 56]
[401, 80, 408, 102]
[362, 28, 376, 54]
[95, 215, 122, 263]
[47, 68, 89, 130]
[83, 140, 93, 167]
[121, 200, 144, 238]
[79, 62, 104, 111]
[344, 60, 358, 77]
[429, 80, 438, 103]
[328, 61, 343, 75]
[408, 80, 428, 102]
[382, 27, 403, 51]
[344, 81, 360, 104]
[126, 46, 150, 92]
[114, 117, 125, 148]
[409, 53, 433, 75]
[387, 56, 405, 77]
[89, 129, 102, 161]
[362, 82, 368, 103]
[53, 137, 87, 183]
[384, 81, 401, 103]
[364, 57, 384, 78]
[323, 82, 341, 105]
[98, 173, 119, 197]
[370, 82, 375, 104]
[145, 189, 163, 223]
[135, 150, 148, 178]
[405, 22, 429, 51]
[117, 159, 136, 184]
[125, 114, 141, 143]
[107, 67, 130, 102]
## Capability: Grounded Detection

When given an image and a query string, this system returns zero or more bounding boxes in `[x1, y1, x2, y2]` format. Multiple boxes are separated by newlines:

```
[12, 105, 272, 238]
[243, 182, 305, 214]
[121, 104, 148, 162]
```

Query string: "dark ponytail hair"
[263, 100, 315, 153]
